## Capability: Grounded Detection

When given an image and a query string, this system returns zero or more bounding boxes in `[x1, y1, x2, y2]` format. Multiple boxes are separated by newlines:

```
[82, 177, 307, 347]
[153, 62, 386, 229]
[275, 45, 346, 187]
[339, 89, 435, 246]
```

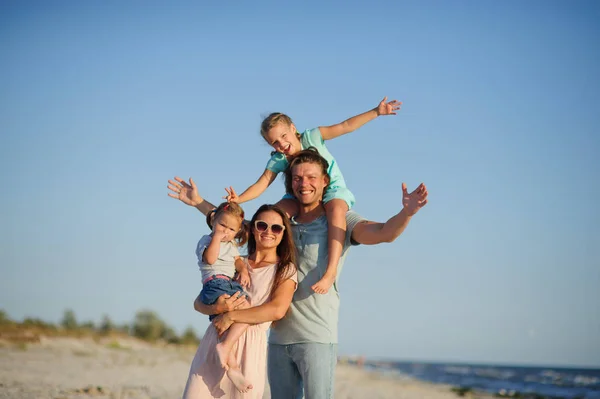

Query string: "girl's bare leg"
[312, 199, 348, 294]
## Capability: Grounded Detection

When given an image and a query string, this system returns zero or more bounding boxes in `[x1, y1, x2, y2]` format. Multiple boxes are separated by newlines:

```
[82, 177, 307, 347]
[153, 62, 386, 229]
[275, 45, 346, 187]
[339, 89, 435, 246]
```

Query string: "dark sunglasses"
[254, 220, 285, 234]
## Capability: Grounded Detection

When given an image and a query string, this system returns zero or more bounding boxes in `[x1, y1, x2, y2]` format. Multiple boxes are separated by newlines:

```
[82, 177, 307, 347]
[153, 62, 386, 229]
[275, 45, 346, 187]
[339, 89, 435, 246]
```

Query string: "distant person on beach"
[223, 97, 401, 295]
[168, 148, 428, 398]
[176, 201, 298, 398]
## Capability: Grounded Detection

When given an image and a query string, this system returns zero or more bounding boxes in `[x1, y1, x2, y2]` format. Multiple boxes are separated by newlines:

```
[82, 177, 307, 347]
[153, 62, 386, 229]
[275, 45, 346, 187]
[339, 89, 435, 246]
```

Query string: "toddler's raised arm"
[202, 233, 225, 265]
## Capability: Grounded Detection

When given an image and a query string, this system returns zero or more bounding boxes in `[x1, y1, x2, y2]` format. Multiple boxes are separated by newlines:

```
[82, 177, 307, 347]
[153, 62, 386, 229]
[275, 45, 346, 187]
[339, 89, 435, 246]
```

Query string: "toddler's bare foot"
[227, 368, 253, 393]
[311, 273, 335, 294]
[215, 342, 229, 369]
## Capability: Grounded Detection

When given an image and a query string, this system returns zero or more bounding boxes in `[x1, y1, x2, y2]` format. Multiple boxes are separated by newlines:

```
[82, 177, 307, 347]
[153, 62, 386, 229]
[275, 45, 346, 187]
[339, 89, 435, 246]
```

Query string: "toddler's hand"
[212, 228, 229, 242]
[236, 270, 252, 289]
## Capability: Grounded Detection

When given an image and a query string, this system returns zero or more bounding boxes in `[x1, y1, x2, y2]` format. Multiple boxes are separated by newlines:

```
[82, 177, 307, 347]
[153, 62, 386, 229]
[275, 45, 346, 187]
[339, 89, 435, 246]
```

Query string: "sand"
[0, 336, 464, 399]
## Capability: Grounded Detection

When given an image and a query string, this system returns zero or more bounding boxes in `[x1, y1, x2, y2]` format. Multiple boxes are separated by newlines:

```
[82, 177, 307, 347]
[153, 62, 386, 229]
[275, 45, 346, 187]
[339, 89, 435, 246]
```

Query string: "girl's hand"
[212, 313, 234, 336]
[167, 177, 202, 207]
[376, 96, 402, 116]
[223, 186, 240, 203]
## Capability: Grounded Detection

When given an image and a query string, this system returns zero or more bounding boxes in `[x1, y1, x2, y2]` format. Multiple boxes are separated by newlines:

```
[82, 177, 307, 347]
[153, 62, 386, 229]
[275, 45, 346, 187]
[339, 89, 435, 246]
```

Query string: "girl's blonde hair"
[260, 112, 302, 146]
[206, 202, 248, 246]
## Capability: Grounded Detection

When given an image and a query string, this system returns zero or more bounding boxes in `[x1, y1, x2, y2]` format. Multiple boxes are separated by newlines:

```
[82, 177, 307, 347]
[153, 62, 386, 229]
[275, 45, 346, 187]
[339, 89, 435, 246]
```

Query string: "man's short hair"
[284, 147, 330, 196]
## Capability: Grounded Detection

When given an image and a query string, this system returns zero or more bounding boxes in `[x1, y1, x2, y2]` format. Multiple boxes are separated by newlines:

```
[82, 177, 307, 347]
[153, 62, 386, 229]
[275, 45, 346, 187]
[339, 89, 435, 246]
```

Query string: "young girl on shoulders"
[225, 97, 401, 294]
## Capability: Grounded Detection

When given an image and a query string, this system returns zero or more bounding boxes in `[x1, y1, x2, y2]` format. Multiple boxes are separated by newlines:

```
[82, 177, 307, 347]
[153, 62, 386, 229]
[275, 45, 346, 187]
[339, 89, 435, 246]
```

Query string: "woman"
[181, 203, 298, 399]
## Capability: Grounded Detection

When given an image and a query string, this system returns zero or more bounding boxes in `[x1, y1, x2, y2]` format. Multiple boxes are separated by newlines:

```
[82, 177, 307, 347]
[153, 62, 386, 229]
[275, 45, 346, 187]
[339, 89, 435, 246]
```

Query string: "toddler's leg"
[312, 199, 348, 294]
[227, 348, 253, 393]
[215, 322, 249, 369]
[216, 323, 253, 393]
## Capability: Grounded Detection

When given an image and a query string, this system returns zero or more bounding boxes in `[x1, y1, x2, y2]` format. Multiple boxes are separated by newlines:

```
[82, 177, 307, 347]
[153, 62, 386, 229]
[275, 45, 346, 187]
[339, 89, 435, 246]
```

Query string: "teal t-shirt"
[268, 211, 365, 345]
[265, 127, 348, 190]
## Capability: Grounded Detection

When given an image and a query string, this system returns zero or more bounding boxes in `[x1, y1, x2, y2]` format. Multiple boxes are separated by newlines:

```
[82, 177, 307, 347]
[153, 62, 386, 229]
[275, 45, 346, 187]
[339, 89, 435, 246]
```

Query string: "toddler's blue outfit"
[196, 235, 247, 321]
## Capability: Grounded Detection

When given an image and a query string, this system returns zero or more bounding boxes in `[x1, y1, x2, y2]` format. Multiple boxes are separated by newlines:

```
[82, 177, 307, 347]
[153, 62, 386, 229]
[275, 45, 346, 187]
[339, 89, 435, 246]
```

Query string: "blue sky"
[1, 1, 599, 367]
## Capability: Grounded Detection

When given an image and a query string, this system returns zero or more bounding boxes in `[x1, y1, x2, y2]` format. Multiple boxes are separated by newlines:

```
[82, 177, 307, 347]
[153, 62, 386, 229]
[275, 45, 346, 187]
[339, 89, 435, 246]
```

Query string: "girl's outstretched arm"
[225, 169, 277, 204]
[319, 96, 401, 140]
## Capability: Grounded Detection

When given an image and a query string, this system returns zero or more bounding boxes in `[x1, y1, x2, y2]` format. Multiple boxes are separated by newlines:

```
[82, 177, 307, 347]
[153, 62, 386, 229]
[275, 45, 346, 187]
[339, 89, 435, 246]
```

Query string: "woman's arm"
[212, 278, 296, 333]
[319, 96, 401, 140]
[225, 169, 277, 204]
[193, 293, 249, 316]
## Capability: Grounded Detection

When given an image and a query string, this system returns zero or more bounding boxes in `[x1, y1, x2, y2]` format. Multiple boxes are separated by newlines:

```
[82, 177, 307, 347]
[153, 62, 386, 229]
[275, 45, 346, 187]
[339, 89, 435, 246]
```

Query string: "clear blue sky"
[1, 0, 599, 368]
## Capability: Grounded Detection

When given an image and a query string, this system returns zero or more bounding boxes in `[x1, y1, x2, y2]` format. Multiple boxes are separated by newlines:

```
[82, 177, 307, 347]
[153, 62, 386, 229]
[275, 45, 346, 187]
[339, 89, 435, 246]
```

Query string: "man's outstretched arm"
[352, 182, 428, 245]
[167, 176, 216, 215]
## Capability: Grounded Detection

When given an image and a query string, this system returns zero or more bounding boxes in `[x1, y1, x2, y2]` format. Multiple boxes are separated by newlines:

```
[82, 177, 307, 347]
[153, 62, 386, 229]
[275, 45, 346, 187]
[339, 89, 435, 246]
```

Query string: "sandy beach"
[0, 336, 467, 399]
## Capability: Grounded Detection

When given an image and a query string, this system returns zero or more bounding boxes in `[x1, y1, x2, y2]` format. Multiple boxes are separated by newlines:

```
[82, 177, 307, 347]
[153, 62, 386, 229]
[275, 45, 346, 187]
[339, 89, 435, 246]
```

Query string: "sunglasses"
[254, 220, 285, 235]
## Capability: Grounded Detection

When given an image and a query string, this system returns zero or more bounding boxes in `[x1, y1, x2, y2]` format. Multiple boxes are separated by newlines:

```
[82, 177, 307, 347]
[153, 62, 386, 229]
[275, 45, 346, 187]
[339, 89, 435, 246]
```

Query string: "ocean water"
[365, 361, 600, 398]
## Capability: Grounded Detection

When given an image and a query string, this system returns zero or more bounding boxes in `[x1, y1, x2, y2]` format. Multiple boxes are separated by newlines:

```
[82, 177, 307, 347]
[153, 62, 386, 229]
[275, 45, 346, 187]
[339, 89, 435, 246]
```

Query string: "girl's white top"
[195, 234, 240, 281]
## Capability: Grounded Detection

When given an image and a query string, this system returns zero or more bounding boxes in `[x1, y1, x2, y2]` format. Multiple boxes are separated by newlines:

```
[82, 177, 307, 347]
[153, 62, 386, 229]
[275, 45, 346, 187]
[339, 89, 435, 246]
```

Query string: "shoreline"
[0, 336, 471, 399]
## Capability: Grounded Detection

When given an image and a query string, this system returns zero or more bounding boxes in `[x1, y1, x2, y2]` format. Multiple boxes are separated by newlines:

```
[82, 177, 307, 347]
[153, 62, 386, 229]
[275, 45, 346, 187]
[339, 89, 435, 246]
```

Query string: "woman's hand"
[212, 313, 234, 336]
[168, 177, 202, 207]
[214, 292, 249, 314]
[194, 292, 249, 316]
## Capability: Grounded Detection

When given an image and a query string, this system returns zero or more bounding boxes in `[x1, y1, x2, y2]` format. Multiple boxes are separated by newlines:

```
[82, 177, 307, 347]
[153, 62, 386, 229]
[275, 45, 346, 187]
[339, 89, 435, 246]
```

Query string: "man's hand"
[223, 186, 240, 203]
[402, 182, 428, 216]
[376, 96, 402, 116]
[212, 313, 234, 336]
[167, 177, 201, 207]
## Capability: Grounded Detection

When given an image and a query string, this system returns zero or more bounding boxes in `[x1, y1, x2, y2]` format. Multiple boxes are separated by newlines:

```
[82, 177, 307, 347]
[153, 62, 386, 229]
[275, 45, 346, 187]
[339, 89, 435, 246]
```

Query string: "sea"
[364, 361, 600, 398]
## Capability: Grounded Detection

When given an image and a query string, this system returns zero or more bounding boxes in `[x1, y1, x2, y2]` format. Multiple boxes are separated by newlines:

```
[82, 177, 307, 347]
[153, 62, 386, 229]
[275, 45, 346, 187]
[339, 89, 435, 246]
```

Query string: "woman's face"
[252, 210, 286, 250]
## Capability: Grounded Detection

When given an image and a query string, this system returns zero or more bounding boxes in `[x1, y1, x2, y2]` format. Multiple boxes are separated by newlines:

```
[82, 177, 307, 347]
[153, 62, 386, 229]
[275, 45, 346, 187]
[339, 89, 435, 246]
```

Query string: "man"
[167, 148, 428, 398]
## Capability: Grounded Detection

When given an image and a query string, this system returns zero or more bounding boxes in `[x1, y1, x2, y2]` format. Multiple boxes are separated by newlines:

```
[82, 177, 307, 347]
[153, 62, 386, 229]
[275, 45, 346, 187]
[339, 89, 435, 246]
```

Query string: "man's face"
[291, 162, 329, 206]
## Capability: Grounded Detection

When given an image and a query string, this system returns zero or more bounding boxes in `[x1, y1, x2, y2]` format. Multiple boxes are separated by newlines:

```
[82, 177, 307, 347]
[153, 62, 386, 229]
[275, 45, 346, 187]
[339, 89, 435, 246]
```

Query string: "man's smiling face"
[291, 161, 330, 206]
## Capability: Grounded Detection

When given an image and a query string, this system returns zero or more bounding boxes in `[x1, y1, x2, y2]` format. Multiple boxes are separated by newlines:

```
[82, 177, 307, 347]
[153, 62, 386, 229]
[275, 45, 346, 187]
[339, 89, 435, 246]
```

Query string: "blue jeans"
[267, 343, 338, 399]
[199, 277, 246, 321]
